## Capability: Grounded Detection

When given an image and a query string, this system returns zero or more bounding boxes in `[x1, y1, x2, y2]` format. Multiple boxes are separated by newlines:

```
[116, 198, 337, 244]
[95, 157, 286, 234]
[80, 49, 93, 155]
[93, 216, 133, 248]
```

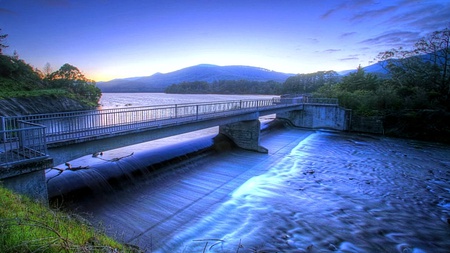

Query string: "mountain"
[97, 64, 295, 93]
[338, 50, 448, 76]
[338, 62, 389, 76]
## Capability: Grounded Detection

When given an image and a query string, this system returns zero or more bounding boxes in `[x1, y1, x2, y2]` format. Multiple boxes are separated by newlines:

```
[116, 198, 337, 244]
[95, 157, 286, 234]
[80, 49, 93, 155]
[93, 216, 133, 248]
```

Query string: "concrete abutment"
[0, 158, 53, 204]
[276, 104, 351, 131]
[219, 119, 268, 153]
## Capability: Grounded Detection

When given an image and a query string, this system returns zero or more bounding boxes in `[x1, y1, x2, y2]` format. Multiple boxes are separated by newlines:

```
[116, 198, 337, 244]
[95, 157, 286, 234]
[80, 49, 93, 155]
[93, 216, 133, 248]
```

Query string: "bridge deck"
[1, 97, 338, 167]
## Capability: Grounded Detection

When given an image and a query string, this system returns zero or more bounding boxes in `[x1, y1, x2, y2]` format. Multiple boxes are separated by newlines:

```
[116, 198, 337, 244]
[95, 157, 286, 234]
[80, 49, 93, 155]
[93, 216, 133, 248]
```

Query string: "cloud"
[321, 8, 338, 19]
[340, 32, 357, 38]
[320, 0, 448, 34]
[359, 30, 420, 48]
[338, 53, 360, 61]
[321, 0, 378, 19]
[323, 49, 341, 53]
[351, 1, 450, 50]
[321, 1, 349, 19]
[339, 57, 359, 61]
[306, 38, 319, 43]
[385, 1, 450, 32]
[350, 5, 399, 22]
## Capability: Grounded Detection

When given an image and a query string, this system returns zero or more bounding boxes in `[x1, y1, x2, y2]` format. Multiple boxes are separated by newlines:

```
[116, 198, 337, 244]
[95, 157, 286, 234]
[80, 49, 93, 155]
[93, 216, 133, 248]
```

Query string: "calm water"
[48, 93, 450, 252]
[99, 93, 277, 109]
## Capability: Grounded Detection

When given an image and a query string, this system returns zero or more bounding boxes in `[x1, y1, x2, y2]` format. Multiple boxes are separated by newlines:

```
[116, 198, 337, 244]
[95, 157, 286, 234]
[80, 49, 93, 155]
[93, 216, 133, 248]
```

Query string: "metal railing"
[304, 97, 339, 105]
[5, 98, 292, 143]
[280, 95, 339, 105]
[1, 119, 48, 167]
[0, 96, 338, 166]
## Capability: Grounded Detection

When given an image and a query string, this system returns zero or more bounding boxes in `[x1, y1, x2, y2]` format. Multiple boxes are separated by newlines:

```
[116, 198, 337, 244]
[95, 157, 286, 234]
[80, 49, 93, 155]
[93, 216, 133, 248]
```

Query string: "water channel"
[47, 93, 450, 252]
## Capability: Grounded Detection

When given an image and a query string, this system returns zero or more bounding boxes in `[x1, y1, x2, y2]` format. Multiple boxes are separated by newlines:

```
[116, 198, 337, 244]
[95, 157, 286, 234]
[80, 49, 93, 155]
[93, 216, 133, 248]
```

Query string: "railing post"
[18, 121, 26, 148]
[196, 105, 199, 120]
[0, 116, 5, 143]
[175, 104, 178, 118]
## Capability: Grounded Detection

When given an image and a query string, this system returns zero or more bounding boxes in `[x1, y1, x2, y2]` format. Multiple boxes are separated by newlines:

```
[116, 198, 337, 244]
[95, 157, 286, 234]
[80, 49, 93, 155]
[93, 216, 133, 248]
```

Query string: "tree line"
[165, 80, 282, 94]
[315, 28, 449, 115]
[166, 28, 449, 118]
[165, 70, 341, 95]
[0, 29, 101, 106]
[165, 28, 449, 142]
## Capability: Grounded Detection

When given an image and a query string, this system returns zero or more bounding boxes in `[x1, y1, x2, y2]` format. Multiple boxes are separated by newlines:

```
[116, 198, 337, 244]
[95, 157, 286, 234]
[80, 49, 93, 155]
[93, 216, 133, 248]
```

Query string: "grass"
[0, 185, 136, 252]
[0, 88, 70, 99]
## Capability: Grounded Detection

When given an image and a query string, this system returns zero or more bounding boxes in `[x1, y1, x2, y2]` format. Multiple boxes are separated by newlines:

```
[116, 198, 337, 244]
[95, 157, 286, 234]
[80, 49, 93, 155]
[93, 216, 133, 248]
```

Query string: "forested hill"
[0, 54, 101, 115]
[97, 64, 295, 92]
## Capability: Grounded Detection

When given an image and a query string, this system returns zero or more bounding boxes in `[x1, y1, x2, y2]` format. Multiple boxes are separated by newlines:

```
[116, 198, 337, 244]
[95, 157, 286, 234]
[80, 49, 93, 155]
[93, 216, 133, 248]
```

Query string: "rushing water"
[157, 131, 450, 253]
[47, 93, 450, 253]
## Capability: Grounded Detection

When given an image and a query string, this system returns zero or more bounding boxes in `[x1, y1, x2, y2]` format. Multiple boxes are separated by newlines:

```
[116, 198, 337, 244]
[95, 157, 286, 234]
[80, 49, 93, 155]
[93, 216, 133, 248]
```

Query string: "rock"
[0, 96, 94, 116]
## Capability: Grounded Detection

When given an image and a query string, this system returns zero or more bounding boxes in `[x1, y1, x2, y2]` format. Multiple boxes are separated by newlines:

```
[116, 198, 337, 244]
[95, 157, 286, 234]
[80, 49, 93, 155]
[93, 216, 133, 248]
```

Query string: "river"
[47, 93, 450, 253]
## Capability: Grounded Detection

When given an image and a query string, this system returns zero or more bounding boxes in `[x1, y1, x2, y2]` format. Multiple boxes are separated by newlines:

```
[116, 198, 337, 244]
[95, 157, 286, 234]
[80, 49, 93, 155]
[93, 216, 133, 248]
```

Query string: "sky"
[1, 0, 449, 82]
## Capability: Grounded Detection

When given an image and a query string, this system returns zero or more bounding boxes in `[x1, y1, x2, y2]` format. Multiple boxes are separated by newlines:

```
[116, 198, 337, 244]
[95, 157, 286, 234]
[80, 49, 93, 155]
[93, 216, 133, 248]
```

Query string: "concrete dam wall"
[277, 104, 351, 131]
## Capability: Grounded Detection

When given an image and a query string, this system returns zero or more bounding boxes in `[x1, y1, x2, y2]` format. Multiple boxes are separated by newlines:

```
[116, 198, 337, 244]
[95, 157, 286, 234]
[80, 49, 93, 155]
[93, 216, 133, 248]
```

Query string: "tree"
[0, 29, 7, 54]
[49, 63, 89, 81]
[339, 65, 379, 92]
[377, 28, 450, 109]
[12, 50, 19, 60]
[281, 70, 339, 94]
[43, 62, 52, 77]
[48, 63, 101, 105]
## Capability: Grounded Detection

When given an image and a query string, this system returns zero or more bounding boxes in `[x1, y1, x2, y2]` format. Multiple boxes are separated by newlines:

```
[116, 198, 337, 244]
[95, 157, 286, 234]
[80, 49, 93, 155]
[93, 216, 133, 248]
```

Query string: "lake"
[48, 93, 450, 253]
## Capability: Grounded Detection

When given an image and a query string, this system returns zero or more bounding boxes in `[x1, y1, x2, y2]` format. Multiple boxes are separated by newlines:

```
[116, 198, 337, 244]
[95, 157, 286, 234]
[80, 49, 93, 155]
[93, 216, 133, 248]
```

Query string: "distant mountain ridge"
[98, 51, 444, 93]
[97, 64, 295, 93]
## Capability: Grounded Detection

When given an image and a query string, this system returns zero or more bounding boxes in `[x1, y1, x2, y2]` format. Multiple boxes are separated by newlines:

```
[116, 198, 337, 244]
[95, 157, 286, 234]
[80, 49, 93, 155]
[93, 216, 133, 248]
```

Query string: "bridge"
[0, 96, 350, 202]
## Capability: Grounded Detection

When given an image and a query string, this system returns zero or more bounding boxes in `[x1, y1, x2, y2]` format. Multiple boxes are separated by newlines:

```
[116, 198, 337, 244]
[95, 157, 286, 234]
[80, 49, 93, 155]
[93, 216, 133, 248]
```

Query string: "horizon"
[1, 0, 449, 82]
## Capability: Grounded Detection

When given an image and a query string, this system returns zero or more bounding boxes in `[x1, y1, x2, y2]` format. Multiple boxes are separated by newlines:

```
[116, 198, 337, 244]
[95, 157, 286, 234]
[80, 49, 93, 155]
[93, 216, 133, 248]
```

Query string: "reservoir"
[47, 93, 450, 252]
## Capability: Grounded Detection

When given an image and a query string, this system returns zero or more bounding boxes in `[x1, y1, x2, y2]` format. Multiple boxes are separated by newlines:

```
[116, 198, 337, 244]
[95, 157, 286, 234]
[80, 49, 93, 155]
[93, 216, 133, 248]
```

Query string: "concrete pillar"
[219, 120, 268, 153]
[0, 158, 53, 204]
[2, 170, 48, 204]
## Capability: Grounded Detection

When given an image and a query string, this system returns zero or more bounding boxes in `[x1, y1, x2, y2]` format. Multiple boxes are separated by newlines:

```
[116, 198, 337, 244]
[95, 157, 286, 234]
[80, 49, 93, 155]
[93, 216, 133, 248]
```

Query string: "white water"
[47, 93, 450, 252]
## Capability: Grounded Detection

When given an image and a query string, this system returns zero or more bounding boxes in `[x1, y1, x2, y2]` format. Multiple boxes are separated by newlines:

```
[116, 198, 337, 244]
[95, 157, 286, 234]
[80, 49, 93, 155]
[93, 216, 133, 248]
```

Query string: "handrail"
[7, 98, 284, 120]
[1, 96, 338, 166]
[1, 119, 48, 167]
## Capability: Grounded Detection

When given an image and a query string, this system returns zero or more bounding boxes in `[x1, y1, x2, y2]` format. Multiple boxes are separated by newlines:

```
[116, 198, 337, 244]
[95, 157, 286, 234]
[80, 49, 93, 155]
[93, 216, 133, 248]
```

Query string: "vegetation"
[165, 71, 342, 95]
[165, 79, 283, 94]
[315, 28, 449, 113]
[0, 186, 134, 252]
[0, 30, 101, 107]
[0, 55, 101, 107]
[166, 28, 449, 142]
[281, 70, 340, 94]
[0, 29, 8, 54]
[314, 28, 450, 142]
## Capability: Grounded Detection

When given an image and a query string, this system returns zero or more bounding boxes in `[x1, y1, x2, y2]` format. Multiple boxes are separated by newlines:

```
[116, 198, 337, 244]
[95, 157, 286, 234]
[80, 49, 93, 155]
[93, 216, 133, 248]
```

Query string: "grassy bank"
[0, 186, 134, 252]
[0, 88, 70, 99]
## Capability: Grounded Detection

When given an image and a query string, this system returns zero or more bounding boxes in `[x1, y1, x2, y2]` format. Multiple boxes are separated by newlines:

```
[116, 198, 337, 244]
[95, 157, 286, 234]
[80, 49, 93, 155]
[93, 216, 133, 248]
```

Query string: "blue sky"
[1, 0, 449, 81]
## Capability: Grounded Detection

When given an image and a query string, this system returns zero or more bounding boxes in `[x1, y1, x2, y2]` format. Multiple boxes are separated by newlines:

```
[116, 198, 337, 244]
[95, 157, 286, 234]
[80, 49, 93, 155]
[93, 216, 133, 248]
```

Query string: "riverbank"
[0, 186, 136, 252]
